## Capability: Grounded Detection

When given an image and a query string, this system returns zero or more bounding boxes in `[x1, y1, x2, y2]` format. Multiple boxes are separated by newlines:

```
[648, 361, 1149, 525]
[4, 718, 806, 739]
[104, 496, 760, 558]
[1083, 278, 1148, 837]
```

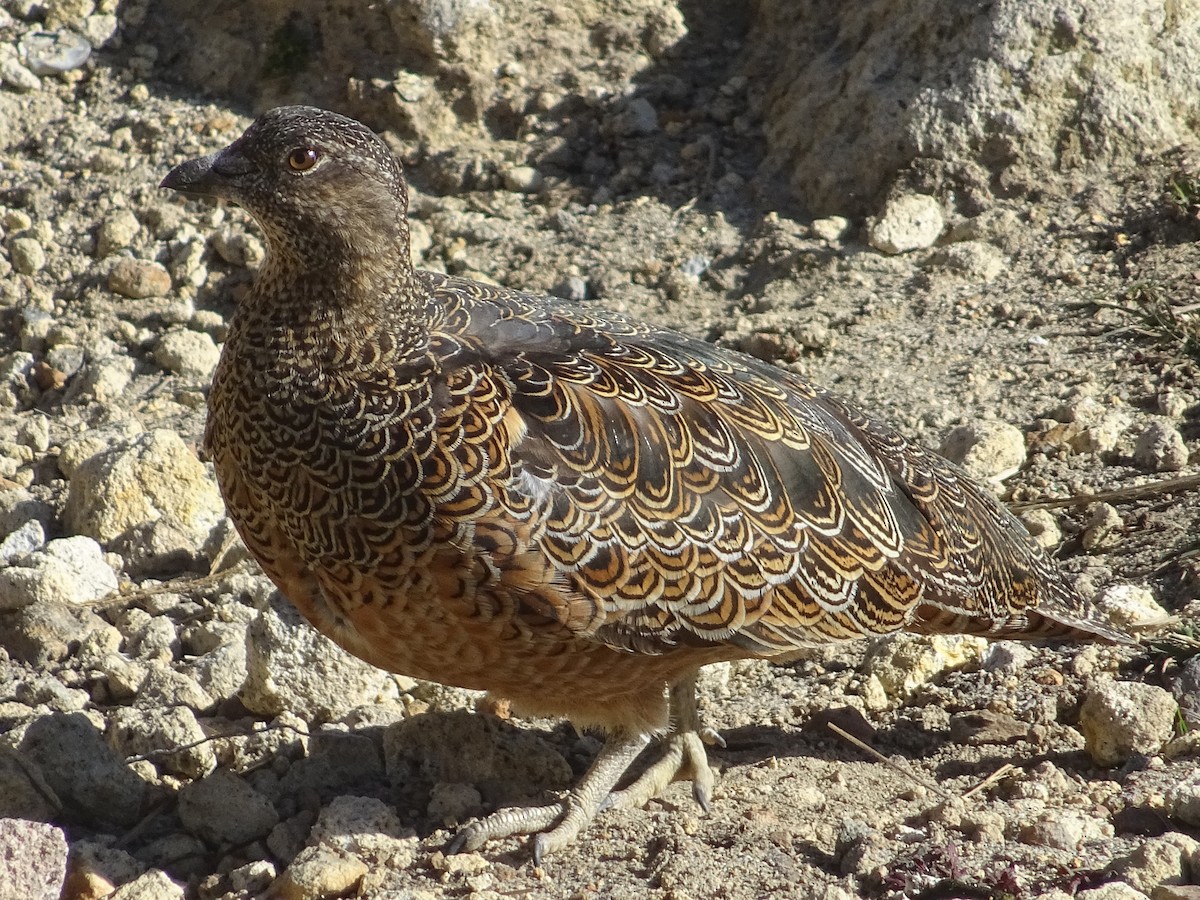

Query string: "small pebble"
[503, 165, 543, 193]
[868, 194, 944, 254]
[211, 228, 265, 268]
[1116, 834, 1198, 894]
[1019, 810, 1109, 850]
[0, 519, 45, 563]
[1019, 508, 1062, 549]
[107, 258, 172, 299]
[552, 275, 589, 302]
[0, 535, 118, 610]
[107, 869, 186, 900]
[1094, 583, 1169, 628]
[0, 57, 41, 92]
[96, 210, 141, 256]
[949, 709, 1030, 745]
[9, 236, 46, 274]
[21, 30, 92, 75]
[939, 419, 1026, 481]
[811, 216, 850, 242]
[934, 241, 1007, 281]
[1076, 883, 1152, 900]
[108, 705, 216, 779]
[1166, 771, 1200, 827]
[619, 97, 659, 135]
[1081, 502, 1122, 550]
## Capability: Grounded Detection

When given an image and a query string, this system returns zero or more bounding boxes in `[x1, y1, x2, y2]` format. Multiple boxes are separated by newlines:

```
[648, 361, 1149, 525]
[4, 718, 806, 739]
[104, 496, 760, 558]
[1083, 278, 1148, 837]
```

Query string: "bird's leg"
[449, 728, 651, 863]
[449, 675, 721, 862]
[605, 673, 722, 813]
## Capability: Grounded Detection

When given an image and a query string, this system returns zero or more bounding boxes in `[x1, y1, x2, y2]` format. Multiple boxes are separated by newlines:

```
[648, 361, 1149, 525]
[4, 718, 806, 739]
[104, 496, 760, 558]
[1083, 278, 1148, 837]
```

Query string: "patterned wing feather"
[425, 275, 1128, 659]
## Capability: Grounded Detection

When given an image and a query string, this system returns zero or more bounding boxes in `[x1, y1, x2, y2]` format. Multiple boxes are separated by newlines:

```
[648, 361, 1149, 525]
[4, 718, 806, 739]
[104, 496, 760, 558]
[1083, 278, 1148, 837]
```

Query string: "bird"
[161, 106, 1132, 862]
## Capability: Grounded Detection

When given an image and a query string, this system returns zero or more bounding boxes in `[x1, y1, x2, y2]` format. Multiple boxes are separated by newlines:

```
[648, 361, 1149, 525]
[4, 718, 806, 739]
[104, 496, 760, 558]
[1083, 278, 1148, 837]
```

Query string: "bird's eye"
[287, 148, 319, 172]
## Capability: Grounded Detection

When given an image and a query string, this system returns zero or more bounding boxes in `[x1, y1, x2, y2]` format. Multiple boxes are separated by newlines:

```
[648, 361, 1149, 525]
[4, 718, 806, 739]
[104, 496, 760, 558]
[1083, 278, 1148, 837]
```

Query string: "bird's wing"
[427, 278, 1128, 657]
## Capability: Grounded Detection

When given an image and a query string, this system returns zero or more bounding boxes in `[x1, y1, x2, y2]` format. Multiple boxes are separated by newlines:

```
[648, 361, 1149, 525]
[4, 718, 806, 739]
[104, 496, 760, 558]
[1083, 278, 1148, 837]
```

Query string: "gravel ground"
[1, 2, 1199, 899]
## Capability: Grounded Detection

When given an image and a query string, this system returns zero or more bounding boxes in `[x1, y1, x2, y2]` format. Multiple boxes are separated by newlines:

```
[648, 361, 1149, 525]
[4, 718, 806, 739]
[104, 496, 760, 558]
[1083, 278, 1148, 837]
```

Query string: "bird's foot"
[448, 728, 651, 864]
[447, 674, 721, 862]
[606, 725, 722, 813]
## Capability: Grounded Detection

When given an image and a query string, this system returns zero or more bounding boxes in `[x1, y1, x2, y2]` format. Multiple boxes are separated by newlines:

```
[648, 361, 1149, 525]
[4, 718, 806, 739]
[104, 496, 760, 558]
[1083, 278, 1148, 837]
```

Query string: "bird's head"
[162, 106, 412, 279]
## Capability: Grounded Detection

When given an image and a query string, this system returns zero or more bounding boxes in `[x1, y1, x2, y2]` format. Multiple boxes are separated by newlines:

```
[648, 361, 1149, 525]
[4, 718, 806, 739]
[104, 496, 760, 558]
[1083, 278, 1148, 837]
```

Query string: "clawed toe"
[606, 729, 714, 813]
[448, 802, 565, 855]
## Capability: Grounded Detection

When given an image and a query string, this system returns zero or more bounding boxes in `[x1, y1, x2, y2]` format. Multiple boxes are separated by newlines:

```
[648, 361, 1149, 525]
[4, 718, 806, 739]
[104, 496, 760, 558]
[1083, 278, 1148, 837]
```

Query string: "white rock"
[63, 429, 224, 547]
[16, 415, 50, 452]
[82, 13, 119, 48]
[1166, 771, 1200, 826]
[308, 795, 417, 863]
[0, 57, 40, 91]
[502, 165, 543, 193]
[178, 770, 279, 846]
[939, 419, 1027, 481]
[69, 355, 135, 404]
[210, 227, 264, 268]
[240, 595, 402, 720]
[752, 0, 1198, 217]
[1081, 502, 1123, 551]
[0, 818, 68, 900]
[1073, 409, 1134, 455]
[643, 5, 687, 56]
[1018, 508, 1061, 550]
[273, 846, 365, 900]
[153, 329, 220, 380]
[0, 536, 118, 610]
[810, 215, 850, 242]
[1076, 885, 1151, 900]
[868, 194, 944, 254]
[0, 351, 37, 409]
[98, 653, 148, 701]
[1116, 833, 1199, 894]
[1094, 583, 1171, 629]
[1019, 810, 1111, 850]
[981, 641, 1033, 672]
[863, 633, 988, 704]
[107, 705, 216, 779]
[1078, 681, 1178, 766]
[0, 518, 45, 564]
[108, 868, 187, 900]
[1133, 420, 1189, 472]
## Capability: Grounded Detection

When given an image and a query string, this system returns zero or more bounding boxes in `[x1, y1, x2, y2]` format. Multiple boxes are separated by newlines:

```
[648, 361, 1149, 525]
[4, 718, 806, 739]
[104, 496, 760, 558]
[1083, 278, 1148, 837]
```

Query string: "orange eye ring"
[287, 148, 318, 171]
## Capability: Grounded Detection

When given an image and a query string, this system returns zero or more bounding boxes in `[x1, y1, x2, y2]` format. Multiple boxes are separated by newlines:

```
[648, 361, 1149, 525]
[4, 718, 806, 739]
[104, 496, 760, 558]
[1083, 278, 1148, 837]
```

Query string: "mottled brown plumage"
[163, 106, 1130, 861]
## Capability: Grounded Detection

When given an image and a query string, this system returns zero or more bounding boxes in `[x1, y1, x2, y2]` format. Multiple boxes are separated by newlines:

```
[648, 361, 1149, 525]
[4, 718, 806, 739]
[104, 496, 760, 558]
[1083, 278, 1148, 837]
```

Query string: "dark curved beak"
[160, 147, 253, 199]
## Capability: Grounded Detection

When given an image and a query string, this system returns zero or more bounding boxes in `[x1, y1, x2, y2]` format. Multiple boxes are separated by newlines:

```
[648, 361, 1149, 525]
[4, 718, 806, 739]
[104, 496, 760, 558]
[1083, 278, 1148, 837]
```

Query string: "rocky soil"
[1, 1, 1199, 898]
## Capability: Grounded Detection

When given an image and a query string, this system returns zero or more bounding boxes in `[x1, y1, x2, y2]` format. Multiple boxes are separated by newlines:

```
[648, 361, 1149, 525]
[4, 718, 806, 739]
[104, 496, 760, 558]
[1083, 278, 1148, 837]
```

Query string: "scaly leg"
[449, 673, 720, 861]
[606, 674, 722, 813]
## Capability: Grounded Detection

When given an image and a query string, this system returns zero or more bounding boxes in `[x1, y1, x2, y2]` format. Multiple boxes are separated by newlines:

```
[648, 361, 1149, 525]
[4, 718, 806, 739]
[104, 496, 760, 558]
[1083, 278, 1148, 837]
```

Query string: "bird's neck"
[233, 223, 429, 370]
[252, 221, 421, 323]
